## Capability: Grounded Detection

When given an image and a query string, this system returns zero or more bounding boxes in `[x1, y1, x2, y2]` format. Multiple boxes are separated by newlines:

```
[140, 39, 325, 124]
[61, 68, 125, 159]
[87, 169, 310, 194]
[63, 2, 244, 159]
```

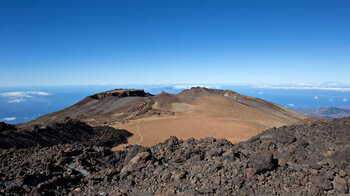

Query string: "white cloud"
[257, 85, 350, 92]
[173, 85, 221, 90]
[343, 98, 348, 102]
[173, 85, 209, 90]
[26, 91, 51, 96]
[0, 91, 51, 103]
[0, 92, 32, 98]
[329, 98, 334, 102]
[257, 92, 264, 95]
[0, 91, 51, 98]
[2, 117, 16, 121]
[8, 98, 25, 103]
[314, 96, 319, 100]
[287, 104, 295, 107]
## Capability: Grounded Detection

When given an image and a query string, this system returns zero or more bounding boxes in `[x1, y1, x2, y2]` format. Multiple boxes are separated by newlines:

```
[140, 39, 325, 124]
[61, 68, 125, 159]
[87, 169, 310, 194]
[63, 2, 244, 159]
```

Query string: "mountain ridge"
[22, 87, 306, 147]
[292, 106, 350, 120]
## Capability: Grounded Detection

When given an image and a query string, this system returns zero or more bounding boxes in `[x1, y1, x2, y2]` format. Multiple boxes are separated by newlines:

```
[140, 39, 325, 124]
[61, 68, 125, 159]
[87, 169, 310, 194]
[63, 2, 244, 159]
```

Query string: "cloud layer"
[8, 98, 26, 103]
[0, 91, 51, 103]
[172, 85, 221, 90]
[257, 84, 350, 92]
[2, 117, 16, 121]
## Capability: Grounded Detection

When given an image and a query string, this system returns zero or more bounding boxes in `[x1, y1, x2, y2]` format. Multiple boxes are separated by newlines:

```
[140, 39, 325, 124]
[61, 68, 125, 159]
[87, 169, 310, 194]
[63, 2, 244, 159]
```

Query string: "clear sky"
[1, 0, 349, 86]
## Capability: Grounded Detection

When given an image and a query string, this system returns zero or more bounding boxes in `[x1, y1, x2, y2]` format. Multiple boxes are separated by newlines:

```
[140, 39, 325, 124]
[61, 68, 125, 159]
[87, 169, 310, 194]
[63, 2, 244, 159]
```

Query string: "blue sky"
[1, 0, 350, 86]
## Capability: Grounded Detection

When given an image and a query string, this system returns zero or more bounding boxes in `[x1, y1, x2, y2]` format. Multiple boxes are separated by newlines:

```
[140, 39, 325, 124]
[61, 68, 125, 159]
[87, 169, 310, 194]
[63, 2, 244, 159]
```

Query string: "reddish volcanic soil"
[113, 94, 306, 149]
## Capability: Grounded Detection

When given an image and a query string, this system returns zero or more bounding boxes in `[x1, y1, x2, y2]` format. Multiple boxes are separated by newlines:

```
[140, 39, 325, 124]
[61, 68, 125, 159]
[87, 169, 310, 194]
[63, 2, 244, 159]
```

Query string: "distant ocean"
[1, 85, 350, 124]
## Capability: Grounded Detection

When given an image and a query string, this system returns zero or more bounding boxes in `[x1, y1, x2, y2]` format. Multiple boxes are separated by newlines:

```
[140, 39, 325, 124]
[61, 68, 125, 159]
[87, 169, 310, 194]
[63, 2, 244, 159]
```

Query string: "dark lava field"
[1, 118, 350, 195]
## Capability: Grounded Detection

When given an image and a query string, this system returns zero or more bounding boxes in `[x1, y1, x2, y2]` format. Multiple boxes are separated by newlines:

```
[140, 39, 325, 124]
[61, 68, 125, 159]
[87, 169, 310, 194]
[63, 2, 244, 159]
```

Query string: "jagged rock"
[172, 171, 187, 182]
[120, 151, 152, 178]
[123, 145, 150, 166]
[90, 89, 151, 100]
[250, 152, 277, 174]
[333, 175, 348, 193]
[272, 129, 296, 144]
[1, 117, 350, 195]
[0, 122, 16, 132]
[205, 147, 223, 158]
[0, 120, 132, 149]
[311, 176, 333, 190]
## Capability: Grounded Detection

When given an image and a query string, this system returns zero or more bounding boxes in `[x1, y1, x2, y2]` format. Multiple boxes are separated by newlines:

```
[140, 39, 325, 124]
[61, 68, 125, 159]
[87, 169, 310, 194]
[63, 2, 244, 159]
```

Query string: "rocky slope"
[0, 118, 132, 149]
[1, 117, 349, 195]
[22, 89, 154, 127]
[0, 122, 16, 132]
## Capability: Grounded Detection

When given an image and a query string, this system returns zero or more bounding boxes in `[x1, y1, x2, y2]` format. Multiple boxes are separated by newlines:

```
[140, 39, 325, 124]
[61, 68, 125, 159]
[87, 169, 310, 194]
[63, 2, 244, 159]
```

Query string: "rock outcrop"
[90, 89, 153, 100]
[0, 118, 132, 149]
[0, 122, 16, 133]
[1, 117, 350, 195]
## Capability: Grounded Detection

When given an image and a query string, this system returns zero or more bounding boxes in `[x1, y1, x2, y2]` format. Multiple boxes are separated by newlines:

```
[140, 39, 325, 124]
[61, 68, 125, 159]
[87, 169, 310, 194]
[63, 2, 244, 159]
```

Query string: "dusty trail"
[135, 121, 143, 145]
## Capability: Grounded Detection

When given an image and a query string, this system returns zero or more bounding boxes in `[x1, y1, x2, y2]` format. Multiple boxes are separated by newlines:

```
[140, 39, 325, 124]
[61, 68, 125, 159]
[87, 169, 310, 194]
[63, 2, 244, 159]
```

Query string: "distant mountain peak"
[321, 107, 350, 115]
[24, 87, 306, 144]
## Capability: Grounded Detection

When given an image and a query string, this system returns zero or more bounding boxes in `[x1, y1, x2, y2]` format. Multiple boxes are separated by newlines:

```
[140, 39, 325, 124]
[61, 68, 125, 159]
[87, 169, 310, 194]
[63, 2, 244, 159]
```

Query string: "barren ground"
[112, 95, 294, 149]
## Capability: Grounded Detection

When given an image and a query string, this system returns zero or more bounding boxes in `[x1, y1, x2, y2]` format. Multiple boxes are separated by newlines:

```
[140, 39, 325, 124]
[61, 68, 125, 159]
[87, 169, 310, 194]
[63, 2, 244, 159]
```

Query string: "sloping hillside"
[22, 89, 154, 127]
[24, 87, 307, 146]
[114, 87, 306, 146]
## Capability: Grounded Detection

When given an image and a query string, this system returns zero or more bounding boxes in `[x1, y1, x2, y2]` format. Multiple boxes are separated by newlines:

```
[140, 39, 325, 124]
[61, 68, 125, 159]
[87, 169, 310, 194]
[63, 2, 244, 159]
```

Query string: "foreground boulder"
[1, 117, 350, 195]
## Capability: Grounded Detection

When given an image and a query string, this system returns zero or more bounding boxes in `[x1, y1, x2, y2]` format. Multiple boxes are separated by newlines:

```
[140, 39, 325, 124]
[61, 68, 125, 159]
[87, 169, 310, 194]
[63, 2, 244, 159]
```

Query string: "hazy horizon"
[1, 84, 350, 124]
